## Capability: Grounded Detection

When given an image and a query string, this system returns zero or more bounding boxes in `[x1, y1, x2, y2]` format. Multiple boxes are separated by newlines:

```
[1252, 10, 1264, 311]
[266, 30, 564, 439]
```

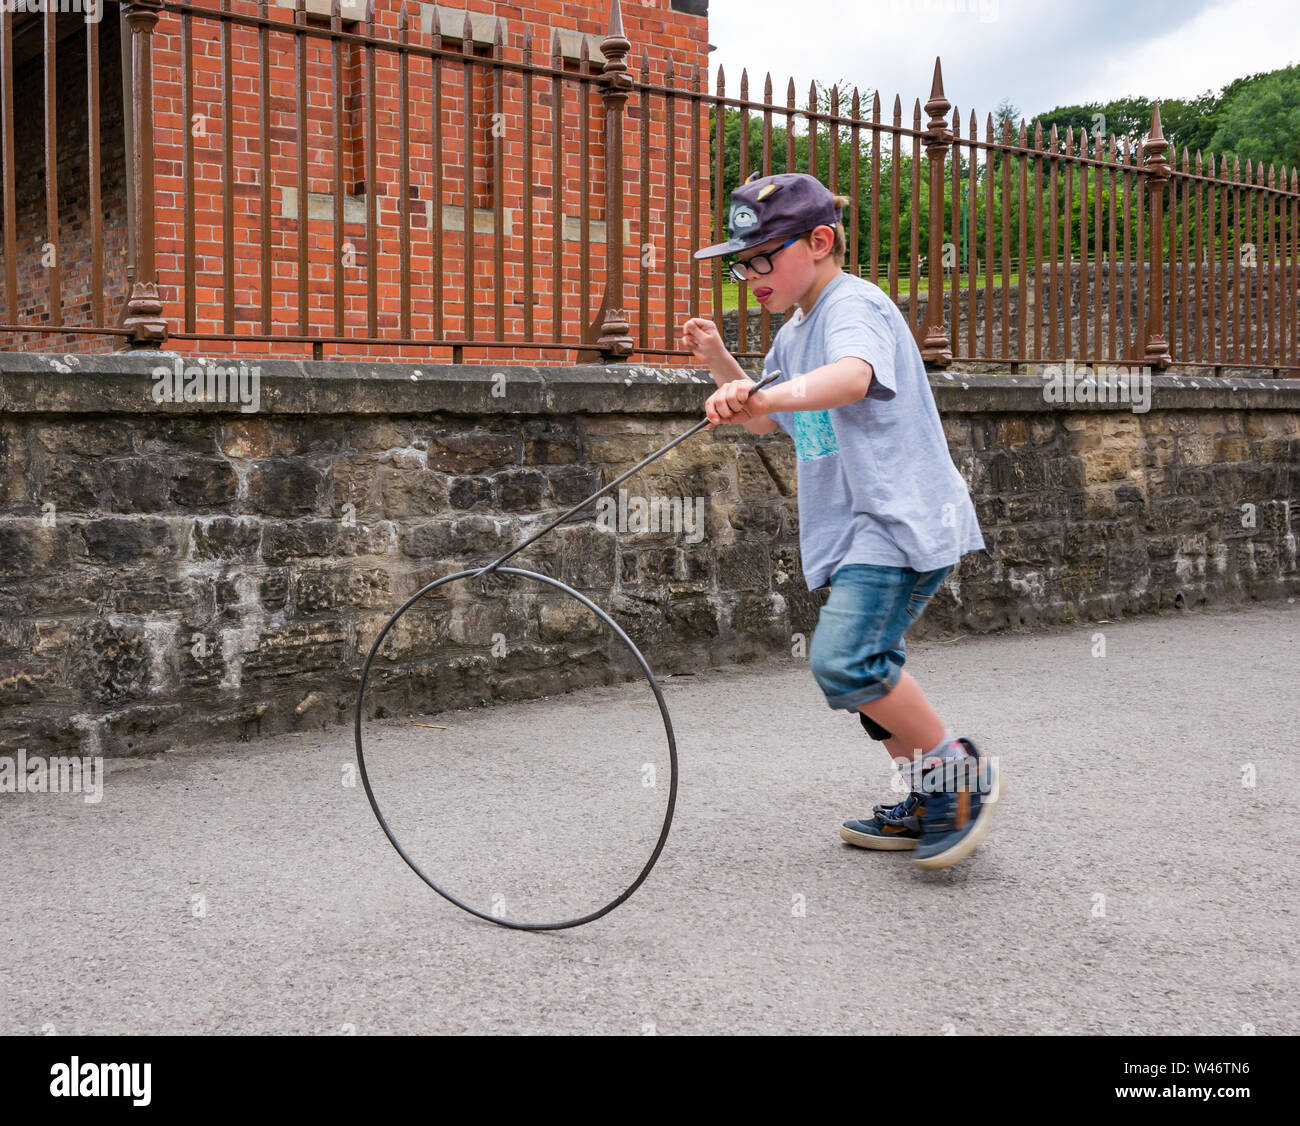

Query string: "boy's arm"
[752, 358, 873, 415]
[681, 316, 781, 434]
[739, 358, 784, 434]
[705, 351, 752, 388]
[681, 316, 751, 387]
[741, 413, 780, 435]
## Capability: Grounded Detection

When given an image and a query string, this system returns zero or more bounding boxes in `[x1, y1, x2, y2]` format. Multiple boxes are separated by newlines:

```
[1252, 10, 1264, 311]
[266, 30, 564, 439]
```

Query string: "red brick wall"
[138, 0, 713, 362]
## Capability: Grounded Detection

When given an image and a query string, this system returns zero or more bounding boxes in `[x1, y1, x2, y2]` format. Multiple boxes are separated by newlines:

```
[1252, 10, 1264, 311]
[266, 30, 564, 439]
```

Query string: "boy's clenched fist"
[681, 317, 728, 366]
[703, 378, 769, 428]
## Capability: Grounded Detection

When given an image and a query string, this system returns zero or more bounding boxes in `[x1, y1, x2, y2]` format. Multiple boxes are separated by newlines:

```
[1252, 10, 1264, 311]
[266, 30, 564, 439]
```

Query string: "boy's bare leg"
[858, 672, 947, 771]
[881, 735, 920, 767]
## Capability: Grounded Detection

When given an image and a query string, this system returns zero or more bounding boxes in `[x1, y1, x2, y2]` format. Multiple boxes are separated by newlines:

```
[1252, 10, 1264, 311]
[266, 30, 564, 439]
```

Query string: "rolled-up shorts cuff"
[822, 669, 902, 711]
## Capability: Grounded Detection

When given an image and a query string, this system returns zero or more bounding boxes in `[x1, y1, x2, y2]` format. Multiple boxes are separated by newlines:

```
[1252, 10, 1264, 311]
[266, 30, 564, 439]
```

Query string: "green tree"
[1207, 64, 1300, 175]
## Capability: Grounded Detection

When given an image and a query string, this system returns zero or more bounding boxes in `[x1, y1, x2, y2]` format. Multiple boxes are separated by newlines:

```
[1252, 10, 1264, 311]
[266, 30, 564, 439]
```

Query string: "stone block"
[494, 468, 547, 512]
[1080, 442, 1138, 483]
[336, 523, 396, 558]
[1028, 418, 1056, 445]
[423, 431, 519, 473]
[262, 519, 342, 564]
[82, 517, 179, 564]
[376, 464, 449, 518]
[996, 417, 1030, 447]
[942, 417, 971, 446]
[400, 514, 510, 560]
[328, 456, 382, 521]
[537, 597, 602, 644]
[219, 419, 273, 460]
[170, 458, 238, 508]
[103, 459, 171, 514]
[349, 421, 416, 452]
[448, 476, 493, 510]
[727, 500, 783, 538]
[191, 516, 262, 562]
[1252, 437, 1298, 463]
[246, 459, 326, 517]
[295, 565, 392, 614]
[559, 525, 616, 589]
[665, 594, 720, 641]
[33, 420, 134, 458]
[523, 432, 580, 466]
[546, 465, 604, 506]
[37, 458, 107, 513]
[1245, 412, 1299, 438]
[239, 622, 349, 680]
[717, 540, 770, 591]
[72, 619, 150, 705]
[1176, 434, 1216, 467]
[0, 519, 79, 578]
[1211, 435, 1251, 462]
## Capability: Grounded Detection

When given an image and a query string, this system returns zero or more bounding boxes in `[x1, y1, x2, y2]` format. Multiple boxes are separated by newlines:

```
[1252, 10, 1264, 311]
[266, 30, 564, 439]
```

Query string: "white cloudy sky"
[706, 0, 1299, 126]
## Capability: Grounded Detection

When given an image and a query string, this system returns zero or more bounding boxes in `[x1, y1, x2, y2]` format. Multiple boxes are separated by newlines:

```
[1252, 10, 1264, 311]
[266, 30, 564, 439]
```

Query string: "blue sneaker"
[912, 738, 1001, 870]
[840, 791, 925, 850]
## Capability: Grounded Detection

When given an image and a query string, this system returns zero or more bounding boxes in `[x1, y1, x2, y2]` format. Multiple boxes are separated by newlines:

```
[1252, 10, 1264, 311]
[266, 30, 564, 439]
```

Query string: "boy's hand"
[681, 317, 729, 367]
[704, 379, 769, 428]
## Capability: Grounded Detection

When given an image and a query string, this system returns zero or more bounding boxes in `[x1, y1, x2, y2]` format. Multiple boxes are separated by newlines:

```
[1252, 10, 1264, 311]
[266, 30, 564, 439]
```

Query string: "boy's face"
[731, 225, 834, 312]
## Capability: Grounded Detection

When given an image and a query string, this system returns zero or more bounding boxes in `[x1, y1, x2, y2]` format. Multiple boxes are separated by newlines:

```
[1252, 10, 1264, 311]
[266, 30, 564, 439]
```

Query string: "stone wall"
[0, 353, 1296, 755]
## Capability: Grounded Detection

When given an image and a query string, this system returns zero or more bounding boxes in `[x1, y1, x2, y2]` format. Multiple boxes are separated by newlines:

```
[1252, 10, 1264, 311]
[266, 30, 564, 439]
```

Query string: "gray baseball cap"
[694, 171, 842, 260]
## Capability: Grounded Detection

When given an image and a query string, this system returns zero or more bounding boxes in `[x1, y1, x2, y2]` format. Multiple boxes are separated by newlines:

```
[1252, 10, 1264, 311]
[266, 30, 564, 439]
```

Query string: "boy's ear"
[806, 226, 835, 259]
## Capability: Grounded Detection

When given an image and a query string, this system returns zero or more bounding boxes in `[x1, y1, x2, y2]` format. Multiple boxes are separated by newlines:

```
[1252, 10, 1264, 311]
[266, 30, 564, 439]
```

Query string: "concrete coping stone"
[0, 353, 1296, 416]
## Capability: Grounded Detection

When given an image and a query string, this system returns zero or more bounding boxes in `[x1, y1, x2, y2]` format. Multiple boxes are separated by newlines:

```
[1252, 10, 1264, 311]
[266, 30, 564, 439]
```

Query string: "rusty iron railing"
[706, 58, 1298, 375]
[0, 0, 1295, 373]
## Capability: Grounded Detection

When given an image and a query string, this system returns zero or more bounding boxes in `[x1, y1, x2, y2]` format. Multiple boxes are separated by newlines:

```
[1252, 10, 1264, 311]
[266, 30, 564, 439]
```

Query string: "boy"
[681, 170, 998, 870]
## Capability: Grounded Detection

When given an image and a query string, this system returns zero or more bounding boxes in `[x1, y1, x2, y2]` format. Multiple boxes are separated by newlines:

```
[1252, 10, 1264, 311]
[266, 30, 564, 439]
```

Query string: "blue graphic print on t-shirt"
[792, 408, 839, 462]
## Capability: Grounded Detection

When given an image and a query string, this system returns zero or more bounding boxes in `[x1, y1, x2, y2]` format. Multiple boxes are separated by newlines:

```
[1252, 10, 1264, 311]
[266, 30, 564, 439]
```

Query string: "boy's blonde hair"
[803, 194, 849, 265]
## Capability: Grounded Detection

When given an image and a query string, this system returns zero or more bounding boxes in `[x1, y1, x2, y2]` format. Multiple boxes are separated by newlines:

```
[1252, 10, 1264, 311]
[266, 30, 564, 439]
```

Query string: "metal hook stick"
[469, 371, 783, 581]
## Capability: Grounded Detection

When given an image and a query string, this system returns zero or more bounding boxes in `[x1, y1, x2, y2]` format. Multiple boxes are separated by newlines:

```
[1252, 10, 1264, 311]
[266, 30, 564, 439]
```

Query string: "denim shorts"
[807, 562, 953, 711]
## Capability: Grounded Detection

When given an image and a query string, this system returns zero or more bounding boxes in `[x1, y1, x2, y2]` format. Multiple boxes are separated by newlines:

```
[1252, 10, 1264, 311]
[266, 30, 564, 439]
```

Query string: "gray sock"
[898, 729, 966, 789]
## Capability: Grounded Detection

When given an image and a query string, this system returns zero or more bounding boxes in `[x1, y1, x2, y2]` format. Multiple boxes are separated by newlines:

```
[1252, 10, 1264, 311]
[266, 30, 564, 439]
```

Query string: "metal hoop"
[353, 565, 679, 931]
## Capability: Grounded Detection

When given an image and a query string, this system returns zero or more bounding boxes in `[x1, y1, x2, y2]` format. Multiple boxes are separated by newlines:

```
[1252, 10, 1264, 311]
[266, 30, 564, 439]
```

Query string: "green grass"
[715, 272, 1024, 311]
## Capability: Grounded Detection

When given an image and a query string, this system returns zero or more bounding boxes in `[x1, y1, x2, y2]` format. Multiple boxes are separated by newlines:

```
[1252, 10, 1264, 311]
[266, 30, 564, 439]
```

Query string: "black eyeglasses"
[726, 236, 801, 283]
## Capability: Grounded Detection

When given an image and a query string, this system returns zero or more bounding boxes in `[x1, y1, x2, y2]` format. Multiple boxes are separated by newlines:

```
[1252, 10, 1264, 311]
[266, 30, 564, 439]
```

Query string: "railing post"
[587, 0, 633, 359]
[1141, 101, 1171, 369]
[920, 58, 952, 366]
[119, 0, 167, 349]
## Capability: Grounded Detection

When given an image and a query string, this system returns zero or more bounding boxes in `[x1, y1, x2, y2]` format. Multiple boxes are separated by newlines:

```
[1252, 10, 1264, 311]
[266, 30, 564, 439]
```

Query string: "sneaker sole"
[912, 760, 1002, 871]
[839, 823, 919, 850]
